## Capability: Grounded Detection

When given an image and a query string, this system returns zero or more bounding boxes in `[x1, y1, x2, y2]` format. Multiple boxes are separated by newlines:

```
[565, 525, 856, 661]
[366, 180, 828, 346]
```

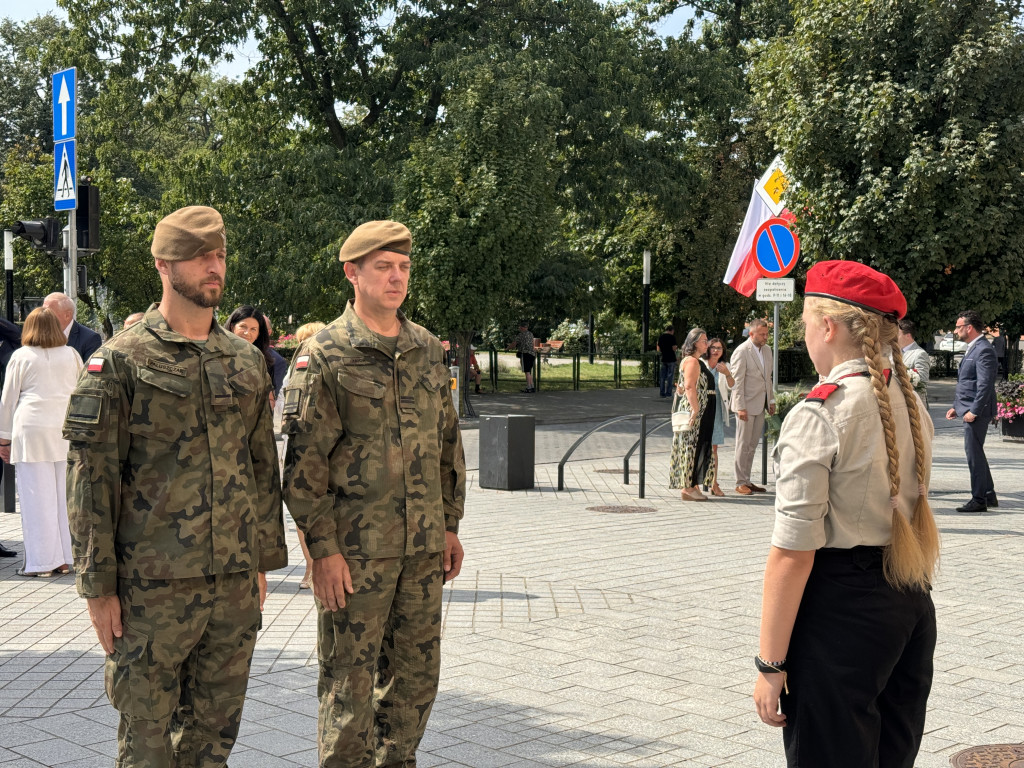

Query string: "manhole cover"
[594, 468, 636, 474]
[587, 505, 656, 514]
[950, 744, 1024, 767]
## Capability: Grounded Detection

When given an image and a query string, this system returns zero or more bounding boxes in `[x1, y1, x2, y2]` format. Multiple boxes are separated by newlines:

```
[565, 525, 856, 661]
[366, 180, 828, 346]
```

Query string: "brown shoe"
[711, 484, 726, 497]
[735, 485, 753, 495]
[748, 483, 767, 493]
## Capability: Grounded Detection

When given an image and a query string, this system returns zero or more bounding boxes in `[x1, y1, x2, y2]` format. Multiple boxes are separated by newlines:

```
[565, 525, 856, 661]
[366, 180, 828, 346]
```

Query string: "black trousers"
[964, 418, 995, 503]
[781, 547, 936, 768]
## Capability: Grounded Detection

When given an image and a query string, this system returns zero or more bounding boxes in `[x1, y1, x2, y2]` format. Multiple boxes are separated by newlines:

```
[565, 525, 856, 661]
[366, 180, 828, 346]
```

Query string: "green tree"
[753, 0, 1024, 334]
[394, 57, 561, 410]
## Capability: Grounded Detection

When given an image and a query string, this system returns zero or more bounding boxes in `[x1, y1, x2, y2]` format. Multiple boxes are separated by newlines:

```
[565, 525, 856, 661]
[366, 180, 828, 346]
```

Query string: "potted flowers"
[996, 375, 1024, 440]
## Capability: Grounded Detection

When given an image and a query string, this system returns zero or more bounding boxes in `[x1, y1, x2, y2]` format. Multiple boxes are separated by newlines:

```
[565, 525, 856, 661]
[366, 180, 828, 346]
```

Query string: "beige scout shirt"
[281, 301, 466, 561]
[772, 358, 933, 551]
[63, 305, 287, 598]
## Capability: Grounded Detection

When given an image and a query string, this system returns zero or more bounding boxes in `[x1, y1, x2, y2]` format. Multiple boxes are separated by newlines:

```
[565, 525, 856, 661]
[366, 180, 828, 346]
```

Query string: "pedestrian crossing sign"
[54, 139, 77, 211]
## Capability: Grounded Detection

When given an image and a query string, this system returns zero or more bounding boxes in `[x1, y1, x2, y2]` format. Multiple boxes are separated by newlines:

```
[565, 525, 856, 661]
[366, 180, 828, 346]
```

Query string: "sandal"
[16, 569, 54, 578]
[54, 566, 71, 575]
[711, 484, 726, 497]
[681, 489, 708, 502]
[299, 573, 312, 590]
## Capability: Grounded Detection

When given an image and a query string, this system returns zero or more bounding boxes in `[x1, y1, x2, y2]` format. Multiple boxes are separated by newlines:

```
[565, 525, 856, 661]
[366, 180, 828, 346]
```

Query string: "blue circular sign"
[753, 218, 800, 277]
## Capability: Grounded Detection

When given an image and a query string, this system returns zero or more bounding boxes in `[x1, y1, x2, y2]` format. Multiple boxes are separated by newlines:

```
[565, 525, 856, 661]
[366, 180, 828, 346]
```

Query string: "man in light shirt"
[729, 318, 775, 494]
[897, 319, 930, 409]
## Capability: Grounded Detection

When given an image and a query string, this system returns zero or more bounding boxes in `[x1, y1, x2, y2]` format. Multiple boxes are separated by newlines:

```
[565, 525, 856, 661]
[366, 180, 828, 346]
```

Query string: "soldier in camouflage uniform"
[64, 206, 287, 768]
[281, 220, 466, 768]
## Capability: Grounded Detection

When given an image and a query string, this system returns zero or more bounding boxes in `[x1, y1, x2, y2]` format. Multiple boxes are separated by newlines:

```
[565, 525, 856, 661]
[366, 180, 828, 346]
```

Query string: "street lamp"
[642, 249, 651, 353]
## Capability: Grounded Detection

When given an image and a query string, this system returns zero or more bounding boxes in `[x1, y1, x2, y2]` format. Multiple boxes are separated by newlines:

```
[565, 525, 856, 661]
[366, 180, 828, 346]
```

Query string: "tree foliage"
[753, 0, 1024, 334]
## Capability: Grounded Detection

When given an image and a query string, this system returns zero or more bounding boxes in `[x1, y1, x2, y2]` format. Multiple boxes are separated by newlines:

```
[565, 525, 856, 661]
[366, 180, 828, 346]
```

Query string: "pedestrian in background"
[0, 307, 82, 577]
[657, 324, 678, 398]
[730, 318, 775, 495]
[64, 206, 287, 767]
[226, 304, 278, 407]
[898, 319, 930, 409]
[262, 313, 289, 398]
[668, 327, 716, 501]
[515, 321, 536, 392]
[703, 337, 734, 497]
[755, 261, 938, 768]
[282, 220, 465, 767]
[42, 292, 102, 361]
[946, 309, 998, 513]
[284, 319, 327, 590]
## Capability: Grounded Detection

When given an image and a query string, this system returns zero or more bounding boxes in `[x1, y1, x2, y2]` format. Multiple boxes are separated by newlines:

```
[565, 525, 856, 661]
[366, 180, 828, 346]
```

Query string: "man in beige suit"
[730, 318, 775, 494]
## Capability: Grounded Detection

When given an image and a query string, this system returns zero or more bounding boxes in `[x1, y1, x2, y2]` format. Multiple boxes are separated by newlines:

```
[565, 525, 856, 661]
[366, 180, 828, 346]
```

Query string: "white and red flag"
[723, 156, 796, 296]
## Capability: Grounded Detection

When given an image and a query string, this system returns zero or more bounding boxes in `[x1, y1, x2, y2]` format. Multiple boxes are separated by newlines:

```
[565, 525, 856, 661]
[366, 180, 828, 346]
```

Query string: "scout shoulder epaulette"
[805, 368, 893, 404]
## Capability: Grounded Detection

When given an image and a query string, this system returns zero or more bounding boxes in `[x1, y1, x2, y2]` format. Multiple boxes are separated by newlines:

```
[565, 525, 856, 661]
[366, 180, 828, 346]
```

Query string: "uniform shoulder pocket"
[281, 372, 320, 434]
[64, 389, 113, 443]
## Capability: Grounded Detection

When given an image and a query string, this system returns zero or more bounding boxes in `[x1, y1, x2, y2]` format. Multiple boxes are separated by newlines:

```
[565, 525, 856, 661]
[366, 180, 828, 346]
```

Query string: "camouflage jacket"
[281, 301, 465, 560]
[63, 305, 287, 597]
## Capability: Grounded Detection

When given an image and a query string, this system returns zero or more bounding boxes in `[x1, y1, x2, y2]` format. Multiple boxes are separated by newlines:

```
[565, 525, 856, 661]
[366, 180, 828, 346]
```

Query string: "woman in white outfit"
[0, 308, 83, 577]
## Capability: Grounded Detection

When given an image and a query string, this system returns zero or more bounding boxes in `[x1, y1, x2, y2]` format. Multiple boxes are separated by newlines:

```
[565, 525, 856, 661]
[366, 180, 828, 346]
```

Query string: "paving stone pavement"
[1, 381, 1023, 767]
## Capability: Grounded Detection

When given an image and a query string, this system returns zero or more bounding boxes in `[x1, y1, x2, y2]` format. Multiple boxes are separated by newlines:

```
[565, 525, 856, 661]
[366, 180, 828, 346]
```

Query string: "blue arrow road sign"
[55, 139, 77, 211]
[52, 67, 77, 142]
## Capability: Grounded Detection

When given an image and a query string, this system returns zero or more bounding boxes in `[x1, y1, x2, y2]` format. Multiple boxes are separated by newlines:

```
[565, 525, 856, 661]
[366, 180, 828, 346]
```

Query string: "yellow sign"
[756, 155, 791, 216]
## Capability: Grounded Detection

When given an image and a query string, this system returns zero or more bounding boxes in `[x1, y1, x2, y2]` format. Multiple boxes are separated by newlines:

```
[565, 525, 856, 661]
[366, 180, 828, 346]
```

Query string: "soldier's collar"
[342, 301, 424, 355]
[142, 304, 233, 353]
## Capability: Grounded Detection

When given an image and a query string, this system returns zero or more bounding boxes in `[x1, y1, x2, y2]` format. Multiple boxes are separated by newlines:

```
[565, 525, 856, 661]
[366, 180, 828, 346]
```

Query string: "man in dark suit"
[43, 292, 102, 361]
[946, 309, 998, 513]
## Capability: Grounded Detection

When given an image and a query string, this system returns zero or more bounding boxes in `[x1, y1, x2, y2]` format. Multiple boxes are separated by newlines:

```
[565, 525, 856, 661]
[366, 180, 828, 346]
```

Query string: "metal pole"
[1, 232, 14, 513]
[3, 231, 13, 322]
[638, 413, 647, 499]
[761, 301, 781, 485]
[588, 311, 595, 365]
[67, 206, 78, 297]
[642, 249, 651, 354]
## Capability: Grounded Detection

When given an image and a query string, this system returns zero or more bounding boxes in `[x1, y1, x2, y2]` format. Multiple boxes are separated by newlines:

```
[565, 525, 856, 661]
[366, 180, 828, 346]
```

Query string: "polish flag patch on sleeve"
[87, 357, 105, 373]
[295, 355, 310, 370]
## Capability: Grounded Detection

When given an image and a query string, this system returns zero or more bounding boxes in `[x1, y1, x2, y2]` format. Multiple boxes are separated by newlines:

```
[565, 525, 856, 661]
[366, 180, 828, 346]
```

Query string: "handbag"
[670, 392, 693, 433]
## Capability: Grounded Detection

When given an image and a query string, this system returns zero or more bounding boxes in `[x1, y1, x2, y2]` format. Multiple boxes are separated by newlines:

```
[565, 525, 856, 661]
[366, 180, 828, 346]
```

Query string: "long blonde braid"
[890, 344, 940, 588]
[806, 298, 937, 591]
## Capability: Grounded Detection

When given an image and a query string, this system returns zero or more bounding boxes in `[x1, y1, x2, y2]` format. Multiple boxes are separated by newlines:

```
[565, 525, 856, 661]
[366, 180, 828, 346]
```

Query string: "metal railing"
[485, 348, 657, 392]
[557, 413, 667, 499]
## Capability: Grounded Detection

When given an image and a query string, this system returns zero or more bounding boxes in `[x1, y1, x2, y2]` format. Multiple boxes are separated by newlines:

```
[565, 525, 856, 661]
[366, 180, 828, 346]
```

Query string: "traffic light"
[76, 182, 100, 250]
[13, 218, 62, 251]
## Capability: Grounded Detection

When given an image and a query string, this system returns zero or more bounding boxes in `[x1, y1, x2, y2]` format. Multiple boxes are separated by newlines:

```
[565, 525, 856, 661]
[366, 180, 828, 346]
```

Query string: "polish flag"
[723, 188, 797, 297]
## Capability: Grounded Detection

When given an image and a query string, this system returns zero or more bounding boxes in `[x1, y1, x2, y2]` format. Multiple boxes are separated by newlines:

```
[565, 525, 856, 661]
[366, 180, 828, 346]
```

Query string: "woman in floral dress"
[669, 328, 717, 501]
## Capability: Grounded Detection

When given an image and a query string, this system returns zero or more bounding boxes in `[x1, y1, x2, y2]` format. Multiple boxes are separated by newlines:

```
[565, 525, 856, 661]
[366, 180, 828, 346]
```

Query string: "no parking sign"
[752, 218, 799, 278]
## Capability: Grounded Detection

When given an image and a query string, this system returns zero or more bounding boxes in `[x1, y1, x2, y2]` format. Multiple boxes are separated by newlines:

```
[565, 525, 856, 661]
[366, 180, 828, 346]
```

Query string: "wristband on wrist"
[755, 654, 789, 694]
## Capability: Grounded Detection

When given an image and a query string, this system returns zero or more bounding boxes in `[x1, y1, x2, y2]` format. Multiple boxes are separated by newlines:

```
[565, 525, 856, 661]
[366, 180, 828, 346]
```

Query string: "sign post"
[52, 67, 78, 297]
[751, 212, 800, 485]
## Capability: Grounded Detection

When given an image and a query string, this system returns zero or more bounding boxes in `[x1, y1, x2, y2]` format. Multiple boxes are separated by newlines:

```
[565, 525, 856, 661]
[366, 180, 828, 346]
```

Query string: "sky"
[9, 2, 696, 81]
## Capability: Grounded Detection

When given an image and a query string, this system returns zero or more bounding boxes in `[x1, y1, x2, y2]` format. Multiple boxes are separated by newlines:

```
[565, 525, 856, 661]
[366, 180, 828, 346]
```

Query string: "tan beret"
[339, 220, 411, 263]
[152, 206, 226, 262]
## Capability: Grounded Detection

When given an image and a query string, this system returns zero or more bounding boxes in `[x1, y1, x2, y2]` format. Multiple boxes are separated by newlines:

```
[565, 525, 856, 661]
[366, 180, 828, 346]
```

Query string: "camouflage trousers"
[317, 552, 443, 768]
[106, 571, 261, 768]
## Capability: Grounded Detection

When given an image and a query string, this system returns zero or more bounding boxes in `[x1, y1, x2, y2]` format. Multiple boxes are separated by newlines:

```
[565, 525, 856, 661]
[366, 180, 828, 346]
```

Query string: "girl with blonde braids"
[753, 261, 938, 768]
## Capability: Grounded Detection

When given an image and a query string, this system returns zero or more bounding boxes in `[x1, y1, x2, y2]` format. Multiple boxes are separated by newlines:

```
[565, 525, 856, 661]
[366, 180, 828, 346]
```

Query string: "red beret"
[804, 261, 907, 320]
